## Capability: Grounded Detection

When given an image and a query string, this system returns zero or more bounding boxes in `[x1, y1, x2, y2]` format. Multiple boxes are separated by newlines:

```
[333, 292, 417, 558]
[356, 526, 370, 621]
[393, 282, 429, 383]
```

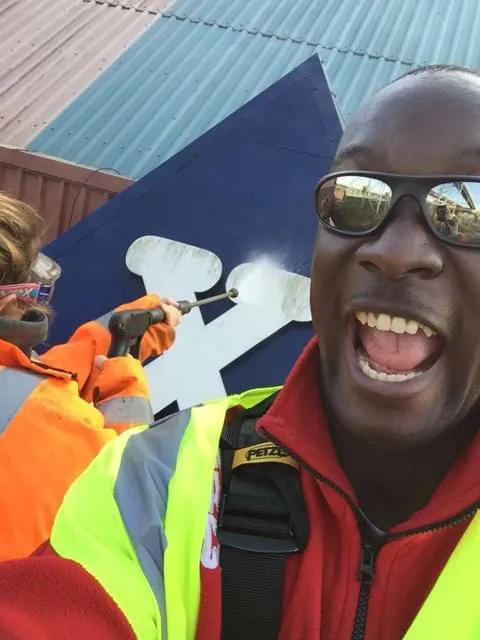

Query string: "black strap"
[219, 394, 308, 640]
[221, 546, 285, 640]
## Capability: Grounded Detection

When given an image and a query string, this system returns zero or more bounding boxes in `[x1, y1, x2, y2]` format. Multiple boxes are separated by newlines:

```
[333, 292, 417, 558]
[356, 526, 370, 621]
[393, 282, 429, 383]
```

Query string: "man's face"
[311, 71, 480, 445]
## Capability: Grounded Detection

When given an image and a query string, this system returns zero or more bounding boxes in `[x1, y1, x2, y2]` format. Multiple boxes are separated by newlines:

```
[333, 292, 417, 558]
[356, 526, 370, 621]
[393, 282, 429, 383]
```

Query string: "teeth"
[422, 325, 433, 338]
[357, 354, 419, 382]
[391, 317, 406, 334]
[406, 320, 419, 335]
[356, 311, 368, 325]
[376, 313, 391, 331]
[355, 311, 436, 337]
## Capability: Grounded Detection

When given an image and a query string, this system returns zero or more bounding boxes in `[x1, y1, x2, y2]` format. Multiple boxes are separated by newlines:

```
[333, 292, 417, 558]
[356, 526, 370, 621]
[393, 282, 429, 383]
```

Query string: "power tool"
[108, 288, 239, 357]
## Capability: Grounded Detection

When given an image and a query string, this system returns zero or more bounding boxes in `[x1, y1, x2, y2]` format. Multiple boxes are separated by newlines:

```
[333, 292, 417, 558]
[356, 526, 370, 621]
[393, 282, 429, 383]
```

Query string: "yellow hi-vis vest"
[50, 387, 480, 640]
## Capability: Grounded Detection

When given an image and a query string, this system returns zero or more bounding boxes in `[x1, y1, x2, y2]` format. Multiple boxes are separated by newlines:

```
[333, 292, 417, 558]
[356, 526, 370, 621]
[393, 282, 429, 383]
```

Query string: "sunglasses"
[315, 172, 480, 248]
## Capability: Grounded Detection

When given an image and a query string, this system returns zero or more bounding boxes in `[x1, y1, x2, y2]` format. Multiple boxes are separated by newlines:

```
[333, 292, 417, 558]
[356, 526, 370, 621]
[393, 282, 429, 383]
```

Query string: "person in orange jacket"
[0, 191, 182, 561]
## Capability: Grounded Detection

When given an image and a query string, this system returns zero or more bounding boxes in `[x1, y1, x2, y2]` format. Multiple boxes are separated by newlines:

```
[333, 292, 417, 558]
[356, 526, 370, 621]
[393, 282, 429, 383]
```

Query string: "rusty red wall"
[0, 146, 133, 244]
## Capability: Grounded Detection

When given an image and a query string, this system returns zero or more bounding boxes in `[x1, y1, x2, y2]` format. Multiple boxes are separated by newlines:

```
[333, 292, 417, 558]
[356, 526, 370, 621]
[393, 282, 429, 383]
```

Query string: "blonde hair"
[0, 192, 45, 319]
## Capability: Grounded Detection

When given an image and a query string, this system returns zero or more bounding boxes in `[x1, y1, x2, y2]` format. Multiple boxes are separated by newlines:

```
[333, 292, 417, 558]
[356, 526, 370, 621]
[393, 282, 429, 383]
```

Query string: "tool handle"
[108, 336, 133, 358]
[106, 291, 233, 358]
[107, 308, 166, 358]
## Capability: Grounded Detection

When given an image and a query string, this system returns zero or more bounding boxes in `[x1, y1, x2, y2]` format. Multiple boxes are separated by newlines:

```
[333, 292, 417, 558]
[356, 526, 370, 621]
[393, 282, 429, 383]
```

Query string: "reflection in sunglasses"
[317, 175, 480, 245]
[429, 182, 480, 243]
[321, 177, 391, 231]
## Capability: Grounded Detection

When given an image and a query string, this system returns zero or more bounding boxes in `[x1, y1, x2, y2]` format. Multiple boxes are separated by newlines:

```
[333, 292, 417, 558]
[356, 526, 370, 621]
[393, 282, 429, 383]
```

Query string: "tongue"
[360, 326, 439, 372]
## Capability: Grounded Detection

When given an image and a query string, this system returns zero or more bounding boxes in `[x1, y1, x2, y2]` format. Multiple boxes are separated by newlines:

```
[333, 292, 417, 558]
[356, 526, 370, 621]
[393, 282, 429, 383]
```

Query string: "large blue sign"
[44, 55, 343, 407]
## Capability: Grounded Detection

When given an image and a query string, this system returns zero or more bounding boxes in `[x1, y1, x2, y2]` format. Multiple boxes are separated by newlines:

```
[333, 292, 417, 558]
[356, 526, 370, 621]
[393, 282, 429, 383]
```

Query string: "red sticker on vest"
[201, 453, 221, 570]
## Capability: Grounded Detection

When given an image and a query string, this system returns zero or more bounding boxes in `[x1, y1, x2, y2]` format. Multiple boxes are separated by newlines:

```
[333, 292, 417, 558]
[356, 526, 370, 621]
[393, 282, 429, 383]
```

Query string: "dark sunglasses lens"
[317, 176, 392, 233]
[427, 182, 480, 245]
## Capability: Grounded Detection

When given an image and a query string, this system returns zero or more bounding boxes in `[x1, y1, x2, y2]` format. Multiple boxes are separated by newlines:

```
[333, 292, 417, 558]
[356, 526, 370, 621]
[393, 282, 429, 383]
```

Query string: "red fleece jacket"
[0, 339, 479, 639]
[0, 547, 135, 640]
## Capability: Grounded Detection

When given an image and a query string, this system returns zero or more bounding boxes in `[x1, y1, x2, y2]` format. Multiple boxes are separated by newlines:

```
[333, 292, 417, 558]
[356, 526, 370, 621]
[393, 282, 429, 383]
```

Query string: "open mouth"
[352, 311, 446, 383]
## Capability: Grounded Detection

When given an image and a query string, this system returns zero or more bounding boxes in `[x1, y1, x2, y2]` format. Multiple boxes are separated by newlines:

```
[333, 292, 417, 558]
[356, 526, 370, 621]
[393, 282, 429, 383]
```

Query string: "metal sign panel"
[45, 55, 342, 412]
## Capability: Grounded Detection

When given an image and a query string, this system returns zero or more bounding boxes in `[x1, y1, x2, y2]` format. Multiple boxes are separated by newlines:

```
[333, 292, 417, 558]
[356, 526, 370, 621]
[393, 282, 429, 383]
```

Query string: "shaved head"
[334, 66, 480, 175]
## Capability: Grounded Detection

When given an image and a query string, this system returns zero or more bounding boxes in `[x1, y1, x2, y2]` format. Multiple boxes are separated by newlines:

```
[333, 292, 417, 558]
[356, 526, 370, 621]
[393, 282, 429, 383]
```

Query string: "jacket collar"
[259, 337, 480, 531]
[0, 311, 48, 355]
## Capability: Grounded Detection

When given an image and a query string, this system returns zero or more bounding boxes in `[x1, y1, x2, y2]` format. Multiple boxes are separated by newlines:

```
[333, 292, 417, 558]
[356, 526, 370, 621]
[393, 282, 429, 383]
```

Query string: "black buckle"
[218, 493, 299, 554]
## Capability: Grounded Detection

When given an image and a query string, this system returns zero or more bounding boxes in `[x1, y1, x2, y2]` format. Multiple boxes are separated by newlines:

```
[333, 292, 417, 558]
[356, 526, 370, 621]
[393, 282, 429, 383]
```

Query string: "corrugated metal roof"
[85, 0, 172, 11]
[109, 0, 480, 68]
[0, 0, 159, 147]
[163, 0, 480, 66]
[29, 0, 479, 179]
[28, 15, 408, 178]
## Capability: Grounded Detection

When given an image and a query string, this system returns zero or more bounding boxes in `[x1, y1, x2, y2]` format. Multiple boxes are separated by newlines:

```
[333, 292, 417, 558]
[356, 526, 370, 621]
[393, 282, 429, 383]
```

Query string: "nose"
[355, 196, 444, 280]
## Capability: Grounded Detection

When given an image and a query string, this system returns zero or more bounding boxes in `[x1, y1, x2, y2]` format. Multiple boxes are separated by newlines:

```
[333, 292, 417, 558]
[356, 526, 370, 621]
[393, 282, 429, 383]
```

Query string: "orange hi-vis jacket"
[0, 294, 174, 561]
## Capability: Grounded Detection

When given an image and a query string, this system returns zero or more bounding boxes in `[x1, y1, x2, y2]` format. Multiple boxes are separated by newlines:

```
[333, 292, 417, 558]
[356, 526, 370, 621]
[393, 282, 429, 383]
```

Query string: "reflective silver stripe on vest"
[0, 368, 45, 435]
[114, 409, 192, 639]
[95, 396, 154, 425]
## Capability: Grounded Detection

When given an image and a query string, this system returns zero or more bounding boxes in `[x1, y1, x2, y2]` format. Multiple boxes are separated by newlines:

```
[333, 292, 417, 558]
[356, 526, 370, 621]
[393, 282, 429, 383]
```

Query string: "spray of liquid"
[232, 254, 288, 307]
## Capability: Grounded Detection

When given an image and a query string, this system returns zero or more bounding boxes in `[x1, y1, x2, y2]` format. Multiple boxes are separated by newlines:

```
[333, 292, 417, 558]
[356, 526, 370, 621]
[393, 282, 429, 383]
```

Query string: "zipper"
[351, 505, 479, 640]
[351, 543, 376, 640]
[259, 426, 479, 640]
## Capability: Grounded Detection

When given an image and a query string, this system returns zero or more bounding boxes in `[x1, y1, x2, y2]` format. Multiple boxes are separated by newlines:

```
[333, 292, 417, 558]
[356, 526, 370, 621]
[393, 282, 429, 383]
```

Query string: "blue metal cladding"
[28, 0, 480, 180]
[28, 15, 407, 179]
[44, 56, 342, 395]
[164, 0, 480, 66]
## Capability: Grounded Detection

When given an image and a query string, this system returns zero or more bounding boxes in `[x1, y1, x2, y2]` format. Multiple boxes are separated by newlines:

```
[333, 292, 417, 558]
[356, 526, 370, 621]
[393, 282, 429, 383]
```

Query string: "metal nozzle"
[177, 288, 239, 314]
